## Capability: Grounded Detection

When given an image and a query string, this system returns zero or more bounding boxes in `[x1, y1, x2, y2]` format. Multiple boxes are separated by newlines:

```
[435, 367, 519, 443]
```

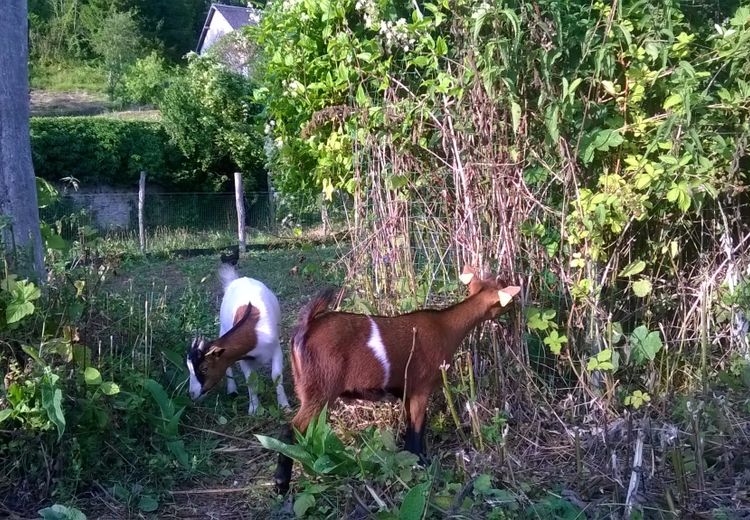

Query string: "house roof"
[197, 3, 261, 53]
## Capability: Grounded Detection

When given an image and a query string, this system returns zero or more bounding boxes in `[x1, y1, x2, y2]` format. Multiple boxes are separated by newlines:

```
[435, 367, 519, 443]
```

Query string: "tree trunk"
[0, 0, 45, 281]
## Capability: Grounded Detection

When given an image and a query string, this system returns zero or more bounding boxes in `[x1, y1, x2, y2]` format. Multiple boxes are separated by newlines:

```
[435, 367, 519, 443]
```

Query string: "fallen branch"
[624, 419, 645, 519]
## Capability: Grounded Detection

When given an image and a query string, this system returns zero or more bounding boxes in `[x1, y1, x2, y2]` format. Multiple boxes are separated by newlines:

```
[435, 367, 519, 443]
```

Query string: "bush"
[122, 52, 172, 105]
[30, 116, 187, 189]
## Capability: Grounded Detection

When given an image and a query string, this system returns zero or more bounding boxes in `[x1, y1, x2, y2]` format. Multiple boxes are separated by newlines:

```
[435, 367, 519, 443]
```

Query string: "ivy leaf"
[630, 326, 663, 365]
[632, 278, 652, 298]
[619, 260, 646, 278]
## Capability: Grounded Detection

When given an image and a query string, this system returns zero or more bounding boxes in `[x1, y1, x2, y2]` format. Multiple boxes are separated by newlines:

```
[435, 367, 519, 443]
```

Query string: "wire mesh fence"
[40, 190, 349, 253]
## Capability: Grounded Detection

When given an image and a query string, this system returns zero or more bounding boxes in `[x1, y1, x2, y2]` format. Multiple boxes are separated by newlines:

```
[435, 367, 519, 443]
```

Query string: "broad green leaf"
[255, 434, 315, 470]
[632, 278, 652, 298]
[41, 384, 66, 439]
[84, 367, 102, 386]
[6, 301, 34, 324]
[630, 326, 663, 365]
[38, 504, 87, 520]
[0, 409, 14, 423]
[545, 105, 560, 142]
[597, 349, 612, 362]
[619, 260, 646, 278]
[100, 381, 120, 395]
[399, 482, 430, 520]
[663, 93, 682, 110]
[474, 474, 493, 493]
[138, 495, 159, 513]
[294, 493, 316, 518]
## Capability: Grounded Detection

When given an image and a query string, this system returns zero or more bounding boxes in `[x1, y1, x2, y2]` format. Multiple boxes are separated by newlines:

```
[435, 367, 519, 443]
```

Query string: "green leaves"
[619, 260, 646, 278]
[526, 308, 556, 331]
[400, 482, 430, 520]
[5, 278, 41, 325]
[632, 278, 652, 298]
[543, 330, 568, 355]
[624, 390, 651, 409]
[38, 504, 87, 520]
[84, 367, 102, 386]
[294, 493, 316, 518]
[41, 371, 66, 440]
[587, 348, 618, 372]
[666, 182, 691, 212]
[629, 326, 663, 365]
[581, 128, 624, 164]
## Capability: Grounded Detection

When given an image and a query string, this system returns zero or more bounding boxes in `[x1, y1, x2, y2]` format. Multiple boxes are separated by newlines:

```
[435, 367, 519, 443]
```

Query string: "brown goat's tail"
[291, 288, 337, 352]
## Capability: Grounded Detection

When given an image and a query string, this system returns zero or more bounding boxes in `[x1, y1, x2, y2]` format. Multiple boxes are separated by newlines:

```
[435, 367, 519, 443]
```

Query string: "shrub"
[122, 52, 172, 105]
[30, 116, 187, 189]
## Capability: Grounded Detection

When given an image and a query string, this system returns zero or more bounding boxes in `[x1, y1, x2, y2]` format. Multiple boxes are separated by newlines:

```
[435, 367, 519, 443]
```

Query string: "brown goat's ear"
[206, 345, 226, 358]
[498, 286, 521, 307]
[460, 265, 477, 285]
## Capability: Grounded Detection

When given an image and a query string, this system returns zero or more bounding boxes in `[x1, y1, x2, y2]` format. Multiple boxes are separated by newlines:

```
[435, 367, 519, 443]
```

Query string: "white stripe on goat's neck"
[186, 356, 203, 400]
[366, 318, 390, 387]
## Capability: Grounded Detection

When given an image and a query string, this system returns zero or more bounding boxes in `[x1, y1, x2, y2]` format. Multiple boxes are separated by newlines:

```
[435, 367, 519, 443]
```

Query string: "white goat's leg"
[225, 365, 238, 395]
[238, 359, 260, 415]
[271, 345, 290, 409]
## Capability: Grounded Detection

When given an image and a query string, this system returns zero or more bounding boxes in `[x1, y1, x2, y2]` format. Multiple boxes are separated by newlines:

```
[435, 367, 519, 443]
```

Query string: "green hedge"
[30, 117, 192, 189]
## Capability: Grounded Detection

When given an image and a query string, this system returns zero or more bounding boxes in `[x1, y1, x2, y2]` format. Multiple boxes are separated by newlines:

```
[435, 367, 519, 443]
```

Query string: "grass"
[5, 230, 750, 519]
[128, 249, 340, 516]
[29, 61, 108, 94]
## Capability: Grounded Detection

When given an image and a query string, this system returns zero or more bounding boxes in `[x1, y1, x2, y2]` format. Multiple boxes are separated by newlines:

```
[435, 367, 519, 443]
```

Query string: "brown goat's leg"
[274, 400, 325, 494]
[404, 393, 429, 461]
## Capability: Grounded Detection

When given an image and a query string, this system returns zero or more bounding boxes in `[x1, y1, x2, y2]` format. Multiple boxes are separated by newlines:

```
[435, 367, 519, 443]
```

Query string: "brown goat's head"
[460, 265, 521, 319]
[186, 304, 260, 400]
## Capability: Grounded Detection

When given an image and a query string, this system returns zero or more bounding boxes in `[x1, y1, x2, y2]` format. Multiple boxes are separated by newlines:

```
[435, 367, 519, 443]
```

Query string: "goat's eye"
[200, 365, 208, 375]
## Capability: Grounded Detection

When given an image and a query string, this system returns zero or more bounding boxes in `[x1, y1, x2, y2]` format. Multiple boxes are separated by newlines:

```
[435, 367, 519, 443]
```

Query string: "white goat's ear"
[197, 338, 209, 352]
[498, 286, 521, 307]
[459, 272, 474, 284]
[206, 345, 225, 358]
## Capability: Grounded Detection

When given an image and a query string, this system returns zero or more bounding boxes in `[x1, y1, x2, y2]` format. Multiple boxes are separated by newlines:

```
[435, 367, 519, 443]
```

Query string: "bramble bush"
[250, 0, 750, 515]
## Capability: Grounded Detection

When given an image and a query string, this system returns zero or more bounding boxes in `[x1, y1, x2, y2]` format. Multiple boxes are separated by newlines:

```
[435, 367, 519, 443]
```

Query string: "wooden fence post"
[138, 171, 146, 252]
[234, 172, 246, 253]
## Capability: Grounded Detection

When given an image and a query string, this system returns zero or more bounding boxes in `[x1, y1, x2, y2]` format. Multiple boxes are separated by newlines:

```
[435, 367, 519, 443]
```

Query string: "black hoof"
[275, 478, 290, 496]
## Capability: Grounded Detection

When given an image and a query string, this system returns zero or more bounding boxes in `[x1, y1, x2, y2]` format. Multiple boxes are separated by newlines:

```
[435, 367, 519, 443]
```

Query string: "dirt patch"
[30, 89, 159, 119]
[30, 89, 112, 117]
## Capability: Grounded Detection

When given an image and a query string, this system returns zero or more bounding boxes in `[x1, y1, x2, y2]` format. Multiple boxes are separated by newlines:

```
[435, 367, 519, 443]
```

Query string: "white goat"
[187, 265, 290, 414]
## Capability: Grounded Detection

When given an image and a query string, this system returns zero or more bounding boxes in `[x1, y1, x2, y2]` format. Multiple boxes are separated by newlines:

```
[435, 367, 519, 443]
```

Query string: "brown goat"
[274, 266, 520, 493]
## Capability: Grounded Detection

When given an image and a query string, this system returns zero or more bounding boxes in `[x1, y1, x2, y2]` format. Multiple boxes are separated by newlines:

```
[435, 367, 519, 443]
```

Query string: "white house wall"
[200, 12, 234, 54]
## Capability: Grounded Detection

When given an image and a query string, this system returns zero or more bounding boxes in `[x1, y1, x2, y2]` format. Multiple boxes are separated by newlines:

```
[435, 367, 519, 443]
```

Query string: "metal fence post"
[138, 171, 146, 252]
[234, 172, 246, 253]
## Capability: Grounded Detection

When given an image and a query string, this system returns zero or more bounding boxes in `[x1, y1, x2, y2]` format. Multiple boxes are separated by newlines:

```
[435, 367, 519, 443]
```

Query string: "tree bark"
[0, 0, 45, 281]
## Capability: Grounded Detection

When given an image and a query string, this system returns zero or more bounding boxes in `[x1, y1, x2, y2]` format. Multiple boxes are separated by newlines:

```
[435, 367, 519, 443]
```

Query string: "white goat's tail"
[218, 264, 239, 291]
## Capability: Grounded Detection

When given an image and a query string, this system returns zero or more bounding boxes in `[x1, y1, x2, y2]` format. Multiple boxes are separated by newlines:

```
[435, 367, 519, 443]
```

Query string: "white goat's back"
[219, 274, 281, 355]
